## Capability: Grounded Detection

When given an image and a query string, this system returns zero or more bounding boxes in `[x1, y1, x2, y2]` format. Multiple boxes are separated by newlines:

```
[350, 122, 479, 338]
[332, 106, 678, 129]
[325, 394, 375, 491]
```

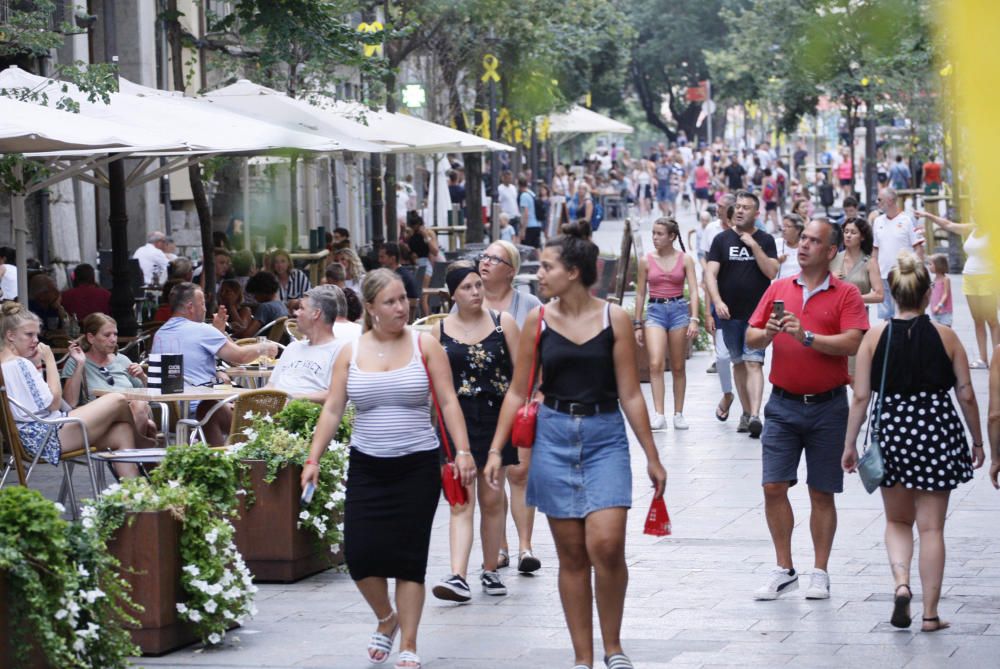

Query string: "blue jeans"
[714, 316, 765, 365]
[877, 277, 895, 320]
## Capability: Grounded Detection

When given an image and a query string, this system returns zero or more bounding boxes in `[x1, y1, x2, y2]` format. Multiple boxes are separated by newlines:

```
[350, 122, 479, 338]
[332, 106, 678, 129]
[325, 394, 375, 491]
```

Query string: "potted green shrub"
[90, 443, 256, 655]
[228, 399, 351, 582]
[0, 486, 138, 668]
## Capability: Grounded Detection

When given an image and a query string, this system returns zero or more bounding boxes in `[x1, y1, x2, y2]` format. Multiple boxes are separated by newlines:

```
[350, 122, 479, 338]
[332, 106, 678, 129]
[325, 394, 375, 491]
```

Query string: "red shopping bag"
[643, 497, 671, 536]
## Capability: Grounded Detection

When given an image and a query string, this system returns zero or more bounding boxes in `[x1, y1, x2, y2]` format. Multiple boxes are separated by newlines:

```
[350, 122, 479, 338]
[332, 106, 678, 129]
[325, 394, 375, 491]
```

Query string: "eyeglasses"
[479, 254, 513, 268]
[97, 367, 116, 385]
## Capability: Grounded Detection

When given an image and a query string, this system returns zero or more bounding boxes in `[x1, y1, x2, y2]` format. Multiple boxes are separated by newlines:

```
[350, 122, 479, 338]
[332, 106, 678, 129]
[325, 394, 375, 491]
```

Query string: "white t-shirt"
[700, 221, 724, 257]
[0, 263, 18, 300]
[873, 212, 924, 278]
[132, 242, 170, 285]
[498, 183, 520, 217]
[962, 229, 992, 276]
[332, 320, 363, 343]
[268, 339, 345, 396]
[777, 240, 801, 279]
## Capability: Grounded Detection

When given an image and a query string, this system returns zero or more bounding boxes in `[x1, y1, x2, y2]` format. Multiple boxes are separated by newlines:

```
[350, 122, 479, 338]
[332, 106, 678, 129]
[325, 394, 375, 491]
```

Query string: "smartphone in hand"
[772, 300, 785, 321]
[300, 482, 316, 507]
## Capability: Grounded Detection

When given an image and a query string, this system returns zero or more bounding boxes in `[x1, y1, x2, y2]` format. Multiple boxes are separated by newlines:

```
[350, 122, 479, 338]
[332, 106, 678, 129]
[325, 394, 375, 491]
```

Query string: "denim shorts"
[714, 316, 765, 364]
[646, 298, 690, 331]
[657, 185, 675, 203]
[526, 403, 632, 519]
[761, 390, 848, 493]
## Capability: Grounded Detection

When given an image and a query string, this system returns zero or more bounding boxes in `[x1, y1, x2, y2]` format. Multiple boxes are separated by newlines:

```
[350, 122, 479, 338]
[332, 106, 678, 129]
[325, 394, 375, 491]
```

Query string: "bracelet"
[457, 450, 472, 457]
[488, 449, 503, 456]
[304, 459, 318, 465]
[689, 316, 700, 323]
[973, 443, 984, 449]
[632, 319, 643, 326]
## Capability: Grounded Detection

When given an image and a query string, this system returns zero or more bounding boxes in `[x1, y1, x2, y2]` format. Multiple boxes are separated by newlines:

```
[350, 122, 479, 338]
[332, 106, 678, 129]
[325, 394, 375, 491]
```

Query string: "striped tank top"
[347, 329, 439, 457]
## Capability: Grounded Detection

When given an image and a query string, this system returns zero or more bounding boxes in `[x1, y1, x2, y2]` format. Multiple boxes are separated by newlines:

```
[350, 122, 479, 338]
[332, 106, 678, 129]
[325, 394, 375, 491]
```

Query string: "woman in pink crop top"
[634, 218, 700, 431]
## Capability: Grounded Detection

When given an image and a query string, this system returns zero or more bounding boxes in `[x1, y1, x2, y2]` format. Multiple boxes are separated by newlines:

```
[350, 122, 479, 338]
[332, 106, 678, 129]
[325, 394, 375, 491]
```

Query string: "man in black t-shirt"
[706, 190, 779, 438]
[723, 156, 747, 193]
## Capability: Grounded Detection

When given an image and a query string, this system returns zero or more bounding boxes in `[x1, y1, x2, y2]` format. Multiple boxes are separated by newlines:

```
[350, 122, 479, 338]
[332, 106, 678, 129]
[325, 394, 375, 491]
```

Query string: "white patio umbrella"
[544, 105, 635, 136]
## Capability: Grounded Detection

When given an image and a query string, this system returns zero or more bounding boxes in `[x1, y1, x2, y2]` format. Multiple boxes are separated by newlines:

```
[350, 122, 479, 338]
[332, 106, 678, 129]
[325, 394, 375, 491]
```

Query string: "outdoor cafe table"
[94, 386, 251, 404]
[226, 366, 273, 389]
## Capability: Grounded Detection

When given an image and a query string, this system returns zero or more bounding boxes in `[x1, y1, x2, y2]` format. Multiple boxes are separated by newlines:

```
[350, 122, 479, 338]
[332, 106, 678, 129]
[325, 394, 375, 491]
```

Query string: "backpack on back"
[532, 191, 546, 225]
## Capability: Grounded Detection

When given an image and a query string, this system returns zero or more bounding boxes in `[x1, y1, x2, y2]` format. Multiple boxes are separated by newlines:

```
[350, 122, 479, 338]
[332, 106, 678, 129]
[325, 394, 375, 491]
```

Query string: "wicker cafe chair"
[412, 313, 448, 329]
[252, 316, 289, 344]
[285, 319, 304, 341]
[0, 372, 101, 516]
[225, 389, 290, 446]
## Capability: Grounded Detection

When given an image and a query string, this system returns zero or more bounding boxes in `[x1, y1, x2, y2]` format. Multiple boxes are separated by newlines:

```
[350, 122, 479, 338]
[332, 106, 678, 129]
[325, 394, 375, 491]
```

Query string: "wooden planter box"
[232, 461, 339, 583]
[636, 340, 651, 384]
[0, 571, 50, 668]
[107, 510, 201, 656]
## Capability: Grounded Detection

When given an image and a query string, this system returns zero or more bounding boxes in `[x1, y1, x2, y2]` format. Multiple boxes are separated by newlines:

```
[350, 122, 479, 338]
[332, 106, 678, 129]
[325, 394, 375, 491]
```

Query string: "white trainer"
[805, 569, 830, 600]
[650, 413, 667, 430]
[753, 567, 799, 600]
[673, 413, 689, 430]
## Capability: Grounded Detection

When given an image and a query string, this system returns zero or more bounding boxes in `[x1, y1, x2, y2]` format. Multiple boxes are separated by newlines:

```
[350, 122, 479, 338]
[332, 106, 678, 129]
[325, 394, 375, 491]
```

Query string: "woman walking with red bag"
[484, 223, 668, 669]
[430, 262, 521, 603]
[302, 269, 475, 669]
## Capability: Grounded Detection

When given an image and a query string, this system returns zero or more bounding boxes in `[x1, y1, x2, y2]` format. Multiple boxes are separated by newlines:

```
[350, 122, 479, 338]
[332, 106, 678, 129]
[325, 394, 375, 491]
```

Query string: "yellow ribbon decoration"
[481, 54, 501, 83]
[357, 21, 384, 58]
[538, 117, 551, 143]
[496, 107, 513, 141]
[474, 108, 490, 140]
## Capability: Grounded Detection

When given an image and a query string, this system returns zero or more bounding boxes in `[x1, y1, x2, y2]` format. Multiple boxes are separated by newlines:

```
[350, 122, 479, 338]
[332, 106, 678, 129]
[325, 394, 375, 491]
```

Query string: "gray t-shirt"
[61, 353, 144, 403]
[253, 300, 289, 327]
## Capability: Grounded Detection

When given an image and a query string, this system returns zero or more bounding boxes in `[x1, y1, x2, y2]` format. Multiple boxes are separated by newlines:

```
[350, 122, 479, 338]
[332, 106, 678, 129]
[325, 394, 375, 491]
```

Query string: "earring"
[374, 314, 381, 328]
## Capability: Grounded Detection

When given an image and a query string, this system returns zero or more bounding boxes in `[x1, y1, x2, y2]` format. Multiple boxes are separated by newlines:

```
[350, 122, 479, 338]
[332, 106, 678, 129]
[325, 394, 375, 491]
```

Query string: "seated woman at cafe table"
[0, 304, 151, 478]
[61, 313, 159, 444]
[216, 279, 255, 339]
[238, 271, 289, 339]
[265, 285, 346, 402]
[151, 282, 280, 445]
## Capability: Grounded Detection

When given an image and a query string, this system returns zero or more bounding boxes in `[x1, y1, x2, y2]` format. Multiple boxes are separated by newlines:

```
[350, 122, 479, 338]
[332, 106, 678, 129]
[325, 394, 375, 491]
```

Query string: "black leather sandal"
[890, 584, 912, 628]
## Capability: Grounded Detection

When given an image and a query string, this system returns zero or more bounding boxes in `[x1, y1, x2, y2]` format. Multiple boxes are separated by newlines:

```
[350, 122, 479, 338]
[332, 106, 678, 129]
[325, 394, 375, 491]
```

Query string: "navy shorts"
[714, 316, 765, 364]
[761, 389, 848, 493]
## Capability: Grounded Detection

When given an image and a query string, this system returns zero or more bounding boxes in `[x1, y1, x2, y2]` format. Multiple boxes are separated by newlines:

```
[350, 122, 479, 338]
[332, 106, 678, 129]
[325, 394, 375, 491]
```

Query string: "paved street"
[26, 212, 1000, 668]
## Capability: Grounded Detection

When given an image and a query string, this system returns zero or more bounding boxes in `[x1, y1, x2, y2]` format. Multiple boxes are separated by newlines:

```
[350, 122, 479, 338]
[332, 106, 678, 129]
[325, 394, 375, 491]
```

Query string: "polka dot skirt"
[877, 390, 974, 491]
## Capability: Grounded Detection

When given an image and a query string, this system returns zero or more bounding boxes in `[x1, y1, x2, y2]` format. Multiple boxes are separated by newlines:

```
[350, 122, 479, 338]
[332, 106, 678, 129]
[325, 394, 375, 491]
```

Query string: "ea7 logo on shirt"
[728, 246, 752, 260]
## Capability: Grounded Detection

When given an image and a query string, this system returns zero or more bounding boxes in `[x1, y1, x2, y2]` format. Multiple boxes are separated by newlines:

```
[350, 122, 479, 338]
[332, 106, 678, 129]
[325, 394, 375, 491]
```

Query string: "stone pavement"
[23, 210, 1000, 668]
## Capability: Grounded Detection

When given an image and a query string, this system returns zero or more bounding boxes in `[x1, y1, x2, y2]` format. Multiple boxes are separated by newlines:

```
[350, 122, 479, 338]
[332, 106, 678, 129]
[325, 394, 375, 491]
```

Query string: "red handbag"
[418, 336, 469, 507]
[643, 497, 672, 536]
[511, 307, 544, 448]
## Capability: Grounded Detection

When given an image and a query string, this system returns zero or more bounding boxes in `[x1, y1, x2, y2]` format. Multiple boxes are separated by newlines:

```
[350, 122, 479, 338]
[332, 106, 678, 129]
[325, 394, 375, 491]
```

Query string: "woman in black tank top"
[484, 223, 667, 669]
[430, 262, 521, 603]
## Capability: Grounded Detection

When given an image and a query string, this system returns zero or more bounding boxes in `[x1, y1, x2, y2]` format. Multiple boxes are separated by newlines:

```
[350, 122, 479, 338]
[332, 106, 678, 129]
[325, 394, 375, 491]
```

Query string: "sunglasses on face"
[98, 367, 116, 385]
[479, 254, 513, 268]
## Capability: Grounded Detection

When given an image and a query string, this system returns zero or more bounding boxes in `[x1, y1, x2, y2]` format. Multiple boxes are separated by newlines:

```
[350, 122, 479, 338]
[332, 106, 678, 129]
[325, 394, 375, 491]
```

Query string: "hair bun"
[896, 251, 918, 275]
[561, 220, 592, 240]
[1, 302, 24, 317]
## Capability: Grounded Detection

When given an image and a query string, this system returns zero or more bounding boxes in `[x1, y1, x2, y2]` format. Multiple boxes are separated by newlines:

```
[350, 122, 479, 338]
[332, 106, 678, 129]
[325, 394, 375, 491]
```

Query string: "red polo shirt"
[749, 273, 868, 394]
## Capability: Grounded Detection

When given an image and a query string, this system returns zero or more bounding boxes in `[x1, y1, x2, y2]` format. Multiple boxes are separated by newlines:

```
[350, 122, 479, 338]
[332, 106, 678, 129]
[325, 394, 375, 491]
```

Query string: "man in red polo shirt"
[746, 217, 868, 602]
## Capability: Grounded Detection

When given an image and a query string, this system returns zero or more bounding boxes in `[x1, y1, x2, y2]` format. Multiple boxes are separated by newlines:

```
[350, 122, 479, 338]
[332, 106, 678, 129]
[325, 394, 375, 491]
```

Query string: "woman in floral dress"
[431, 262, 521, 604]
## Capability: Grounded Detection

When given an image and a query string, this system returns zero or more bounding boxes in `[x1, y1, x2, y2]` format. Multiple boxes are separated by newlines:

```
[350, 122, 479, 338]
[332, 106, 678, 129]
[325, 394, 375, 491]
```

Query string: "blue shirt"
[151, 317, 228, 386]
[519, 190, 540, 229]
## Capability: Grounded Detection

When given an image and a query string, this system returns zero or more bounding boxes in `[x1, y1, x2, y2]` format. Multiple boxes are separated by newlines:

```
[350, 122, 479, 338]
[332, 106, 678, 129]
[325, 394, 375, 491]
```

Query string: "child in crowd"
[498, 212, 517, 243]
[930, 254, 953, 327]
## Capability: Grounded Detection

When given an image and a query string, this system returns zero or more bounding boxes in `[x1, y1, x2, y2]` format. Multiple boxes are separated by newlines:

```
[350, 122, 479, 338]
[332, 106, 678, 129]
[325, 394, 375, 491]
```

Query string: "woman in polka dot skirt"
[844, 252, 985, 633]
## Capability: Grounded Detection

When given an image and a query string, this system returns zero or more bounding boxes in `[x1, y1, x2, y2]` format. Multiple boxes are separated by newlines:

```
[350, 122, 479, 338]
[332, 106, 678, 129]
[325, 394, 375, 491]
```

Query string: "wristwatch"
[803, 330, 815, 347]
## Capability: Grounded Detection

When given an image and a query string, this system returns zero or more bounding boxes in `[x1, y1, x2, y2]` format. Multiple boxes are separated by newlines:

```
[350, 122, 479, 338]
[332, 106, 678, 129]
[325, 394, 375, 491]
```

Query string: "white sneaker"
[650, 413, 666, 430]
[805, 569, 830, 600]
[753, 567, 799, 600]
[673, 413, 689, 430]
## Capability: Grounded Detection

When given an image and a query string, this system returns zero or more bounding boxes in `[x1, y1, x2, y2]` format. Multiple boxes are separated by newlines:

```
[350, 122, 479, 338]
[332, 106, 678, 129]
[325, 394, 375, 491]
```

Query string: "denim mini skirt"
[526, 403, 633, 519]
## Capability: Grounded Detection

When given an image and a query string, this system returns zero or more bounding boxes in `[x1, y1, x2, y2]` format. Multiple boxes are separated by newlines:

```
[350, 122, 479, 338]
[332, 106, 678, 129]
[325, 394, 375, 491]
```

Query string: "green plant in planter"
[90, 449, 257, 647]
[0, 486, 139, 668]
[228, 400, 352, 556]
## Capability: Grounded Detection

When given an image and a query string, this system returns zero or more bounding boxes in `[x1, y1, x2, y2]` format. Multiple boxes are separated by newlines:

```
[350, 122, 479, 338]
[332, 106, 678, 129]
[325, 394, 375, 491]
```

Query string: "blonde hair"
[492, 240, 521, 275]
[888, 251, 931, 311]
[0, 302, 41, 348]
[361, 268, 404, 330]
[333, 248, 365, 281]
[81, 313, 117, 352]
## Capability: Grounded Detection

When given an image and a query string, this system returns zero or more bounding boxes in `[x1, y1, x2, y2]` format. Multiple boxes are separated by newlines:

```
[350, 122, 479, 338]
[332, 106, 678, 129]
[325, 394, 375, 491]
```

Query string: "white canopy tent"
[545, 105, 635, 137]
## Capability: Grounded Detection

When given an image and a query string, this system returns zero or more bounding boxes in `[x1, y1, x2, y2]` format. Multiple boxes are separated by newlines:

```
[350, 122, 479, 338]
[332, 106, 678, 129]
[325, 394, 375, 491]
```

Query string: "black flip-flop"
[716, 393, 734, 422]
[891, 584, 912, 628]
[922, 616, 951, 632]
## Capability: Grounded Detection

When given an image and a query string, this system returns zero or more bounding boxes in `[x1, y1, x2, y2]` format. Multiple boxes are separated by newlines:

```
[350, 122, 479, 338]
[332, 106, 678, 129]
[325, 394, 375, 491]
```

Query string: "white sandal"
[367, 610, 398, 665]
[605, 653, 635, 669]
[394, 649, 421, 668]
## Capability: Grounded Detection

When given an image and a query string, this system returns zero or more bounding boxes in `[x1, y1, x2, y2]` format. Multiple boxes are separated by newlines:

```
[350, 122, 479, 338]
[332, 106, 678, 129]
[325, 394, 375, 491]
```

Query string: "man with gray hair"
[132, 231, 171, 285]
[266, 284, 345, 402]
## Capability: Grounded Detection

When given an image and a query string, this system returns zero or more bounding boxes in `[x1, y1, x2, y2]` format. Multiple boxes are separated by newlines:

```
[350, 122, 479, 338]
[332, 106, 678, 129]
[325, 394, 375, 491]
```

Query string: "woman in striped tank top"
[634, 218, 700, 431]
[303, 269, 475, 669]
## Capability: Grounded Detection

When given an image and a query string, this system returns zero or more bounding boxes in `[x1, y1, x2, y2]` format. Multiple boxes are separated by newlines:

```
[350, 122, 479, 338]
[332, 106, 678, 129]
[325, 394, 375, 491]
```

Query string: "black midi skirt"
[344, 447, 441, 583]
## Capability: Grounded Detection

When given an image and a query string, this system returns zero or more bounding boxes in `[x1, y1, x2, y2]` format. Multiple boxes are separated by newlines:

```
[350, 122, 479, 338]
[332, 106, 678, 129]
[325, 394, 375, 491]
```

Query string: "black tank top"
[538, 303, 618, 404]
[871, 315, 956, 395]
[440, 310, 512, 400]
[408, 232, 430, 259]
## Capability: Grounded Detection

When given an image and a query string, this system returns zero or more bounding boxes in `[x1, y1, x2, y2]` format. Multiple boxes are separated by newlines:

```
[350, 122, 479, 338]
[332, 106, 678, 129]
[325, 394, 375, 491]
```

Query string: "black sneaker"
[518, 550, 541, 573]
[748, 416, 763, 439]
[432, 574, 471, 602]
[480, 570, 507, 596]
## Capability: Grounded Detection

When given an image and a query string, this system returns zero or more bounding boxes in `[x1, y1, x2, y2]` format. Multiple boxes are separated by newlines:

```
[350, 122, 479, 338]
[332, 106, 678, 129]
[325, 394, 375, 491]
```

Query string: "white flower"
[205, 528, 219, 544]
[77, 564, 90, 578]
[204, 600, 218, 614]
[168, 479, 181, 489]
[206, 582, 223, 596]
[81, 517, 94, 529]
[73, 637, 86, 653]
[243, 411, 254, 420]
[207, 632, 222, 645]
[80, 589, 105, 604]
[299, 510, 310, 521]
[262, 414, 274, 423]
[329, 544, 340, 554]
[188, 609, 202, 622]
[176, 603, 188, 614]
[324, 500, 335, 510]
[183, 565, 201, 577]
[54, 502, 66, 513]
[191, 579, 209, 592]
[55, 609, 68, 620]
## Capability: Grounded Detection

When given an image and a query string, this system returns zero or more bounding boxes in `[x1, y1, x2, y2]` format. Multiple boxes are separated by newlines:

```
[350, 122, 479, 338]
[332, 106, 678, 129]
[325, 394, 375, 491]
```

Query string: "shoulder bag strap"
[525, 306, 544, 400]
[417, 335, 454, 462]
[866, 320, 894, 440]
